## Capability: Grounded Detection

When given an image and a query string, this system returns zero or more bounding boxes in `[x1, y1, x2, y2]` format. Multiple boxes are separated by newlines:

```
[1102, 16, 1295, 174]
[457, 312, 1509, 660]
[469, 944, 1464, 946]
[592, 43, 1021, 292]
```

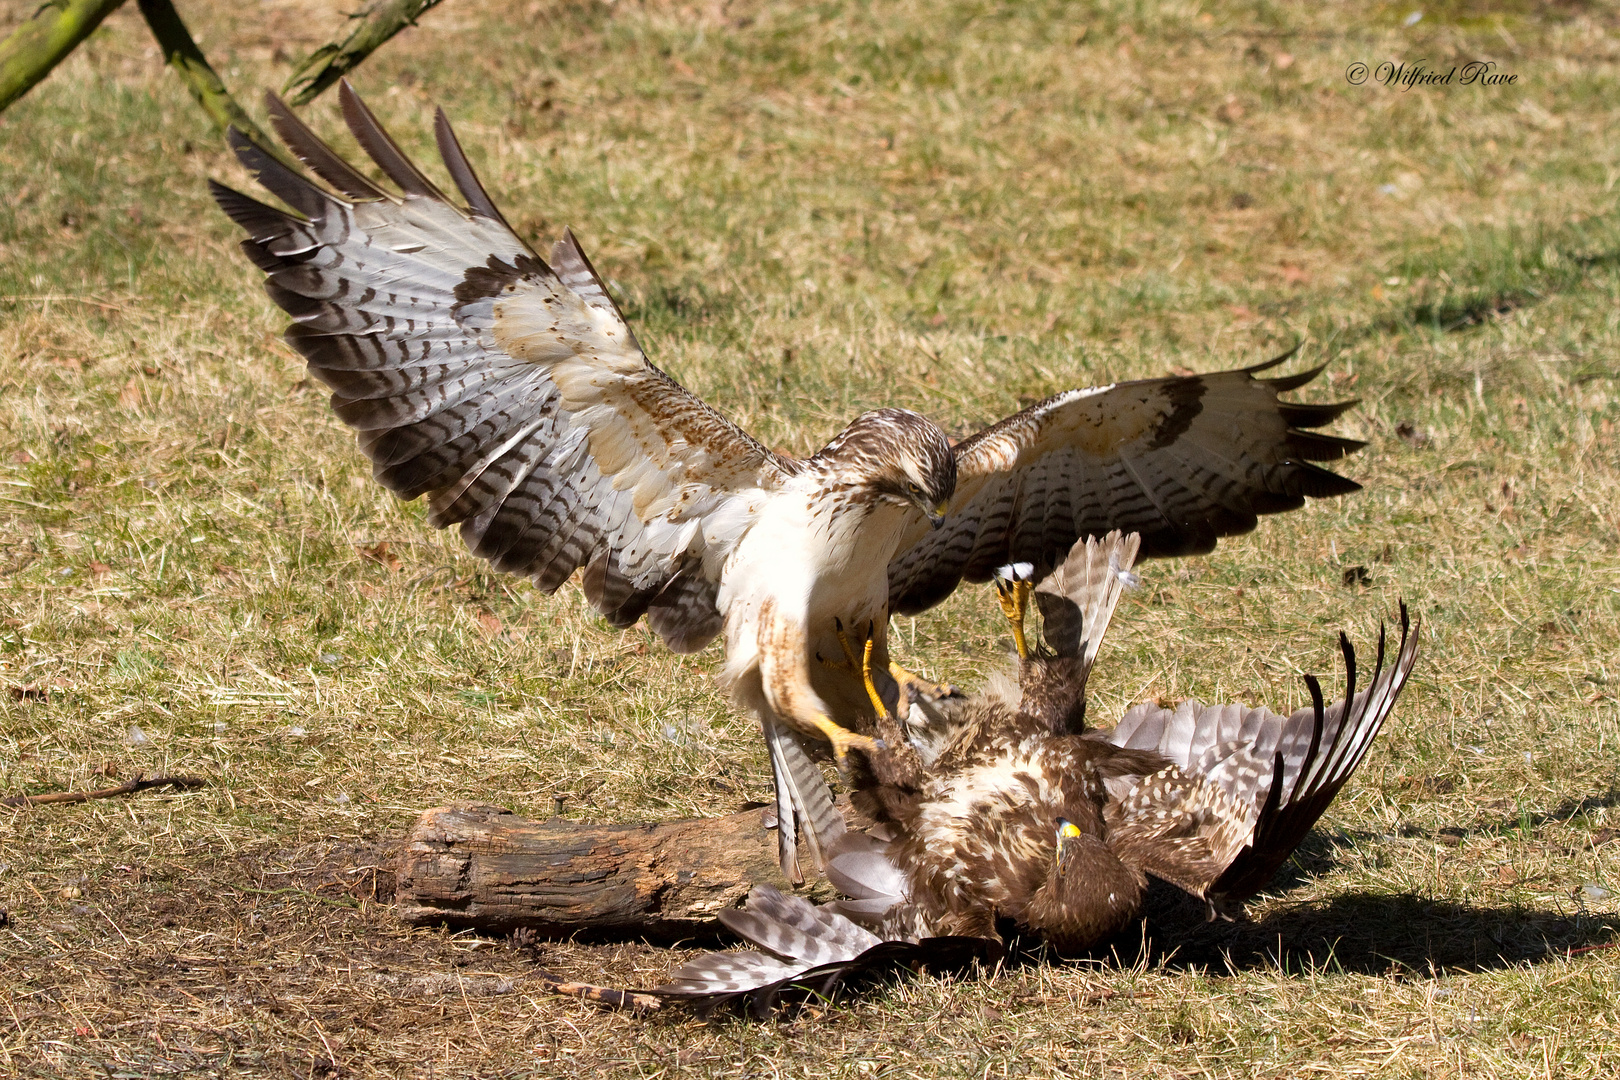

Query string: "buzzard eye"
[906, 482, 924, 497]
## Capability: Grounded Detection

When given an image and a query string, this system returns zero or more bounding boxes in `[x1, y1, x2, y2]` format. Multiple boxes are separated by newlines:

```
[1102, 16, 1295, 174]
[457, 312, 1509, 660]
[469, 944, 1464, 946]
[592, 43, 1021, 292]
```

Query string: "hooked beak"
[1054, 818, 1083, 878]
[927, 499, 950, 530]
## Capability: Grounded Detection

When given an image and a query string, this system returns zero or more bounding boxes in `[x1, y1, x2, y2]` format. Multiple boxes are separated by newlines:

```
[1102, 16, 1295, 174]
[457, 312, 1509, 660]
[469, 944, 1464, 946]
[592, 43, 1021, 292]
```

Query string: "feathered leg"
[762, 712, 845, 882]
[993, 563, 1037, 659]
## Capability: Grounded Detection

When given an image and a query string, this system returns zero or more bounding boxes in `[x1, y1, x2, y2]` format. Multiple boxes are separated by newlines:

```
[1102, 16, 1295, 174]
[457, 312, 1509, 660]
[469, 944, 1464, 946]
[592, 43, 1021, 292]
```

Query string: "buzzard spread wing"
[887, 360, 1362, 615]
[210, 86, 793, 652]
[651, 884, 991, 1017]
[1102, 604, 1420, 907]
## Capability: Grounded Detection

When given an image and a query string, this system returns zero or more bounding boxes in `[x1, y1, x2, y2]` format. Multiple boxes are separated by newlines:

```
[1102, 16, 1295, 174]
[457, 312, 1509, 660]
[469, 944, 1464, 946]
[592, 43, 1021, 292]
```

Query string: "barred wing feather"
[654, 885, 990, 1017]
[210, 85, 793, 653]
[717, 885, 882, 966]
[888, 359, 1361, 615]
[1101, 606, 1420, 906]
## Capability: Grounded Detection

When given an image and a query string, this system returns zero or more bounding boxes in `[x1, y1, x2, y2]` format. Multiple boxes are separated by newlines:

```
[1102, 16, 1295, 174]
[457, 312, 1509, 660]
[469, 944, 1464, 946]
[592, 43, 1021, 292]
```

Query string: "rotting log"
[395, 803, 834, 939]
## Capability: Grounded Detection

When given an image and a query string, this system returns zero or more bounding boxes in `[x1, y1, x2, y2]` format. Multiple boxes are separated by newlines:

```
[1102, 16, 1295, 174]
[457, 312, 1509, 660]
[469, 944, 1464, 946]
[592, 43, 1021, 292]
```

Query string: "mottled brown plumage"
[211, 86, 1362, 884]
[587, 536, 1418, 1013]
[828, 535, 1420, 953]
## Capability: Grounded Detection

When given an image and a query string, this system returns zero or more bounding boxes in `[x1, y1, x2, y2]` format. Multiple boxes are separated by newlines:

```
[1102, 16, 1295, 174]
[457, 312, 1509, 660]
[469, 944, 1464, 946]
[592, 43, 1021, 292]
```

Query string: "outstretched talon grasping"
[888, 660, 961, 707]
[808, 617, 891, 775]
[808, 712, 885, 776]
[826, 617, 895, 721]
[993, 562, 1036, 660]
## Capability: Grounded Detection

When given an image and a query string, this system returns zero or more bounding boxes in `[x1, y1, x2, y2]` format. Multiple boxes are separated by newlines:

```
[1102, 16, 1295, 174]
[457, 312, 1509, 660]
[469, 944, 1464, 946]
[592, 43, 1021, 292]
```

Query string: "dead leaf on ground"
[357, 542, 402, 571]
[476, 610, 503, 636]
[8, 678, 67, 701]
[118, 377, 142, 408]
[88, 560, 111, 576]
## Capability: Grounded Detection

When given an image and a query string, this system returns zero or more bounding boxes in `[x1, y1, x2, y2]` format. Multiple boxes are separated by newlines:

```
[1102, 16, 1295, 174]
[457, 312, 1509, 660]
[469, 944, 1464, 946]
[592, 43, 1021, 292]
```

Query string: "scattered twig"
[2, 774, 207, 808]
[1566, 940, 1620, 957]
[1079, 987, 1150, 1006]
[283, 0, 448, 107]
[0, 294, 130, 312]
[532, 968, 663, 1013]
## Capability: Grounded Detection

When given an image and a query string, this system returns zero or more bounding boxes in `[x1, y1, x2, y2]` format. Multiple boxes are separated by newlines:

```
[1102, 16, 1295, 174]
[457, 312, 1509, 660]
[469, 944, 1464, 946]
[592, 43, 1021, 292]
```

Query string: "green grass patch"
[1, 0, 1618, 1075]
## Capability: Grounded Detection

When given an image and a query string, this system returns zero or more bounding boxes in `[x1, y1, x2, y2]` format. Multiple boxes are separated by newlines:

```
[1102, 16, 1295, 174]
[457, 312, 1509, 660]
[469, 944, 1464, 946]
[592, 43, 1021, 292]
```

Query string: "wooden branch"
[282, 0, 447, 107]
[2, 774, 207, 808]
[135, 0, 297, 168]
[532, 968, 663, 1012]
[396, 803, 833, 938]
[0, 0, 129, 113]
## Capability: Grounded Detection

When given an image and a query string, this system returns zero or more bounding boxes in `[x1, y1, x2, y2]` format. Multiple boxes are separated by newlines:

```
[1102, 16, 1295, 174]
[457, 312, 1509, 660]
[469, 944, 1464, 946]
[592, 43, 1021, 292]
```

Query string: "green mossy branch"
[1, 0, 448, 162]
[134, 0, 295, 167]
[0, 0, 128, 112]
[283, 0, 446, 107]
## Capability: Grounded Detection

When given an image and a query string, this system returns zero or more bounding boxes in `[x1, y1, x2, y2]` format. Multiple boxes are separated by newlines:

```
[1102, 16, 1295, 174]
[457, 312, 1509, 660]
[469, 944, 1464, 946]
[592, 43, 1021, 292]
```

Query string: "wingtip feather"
[338, 79, 450, 201]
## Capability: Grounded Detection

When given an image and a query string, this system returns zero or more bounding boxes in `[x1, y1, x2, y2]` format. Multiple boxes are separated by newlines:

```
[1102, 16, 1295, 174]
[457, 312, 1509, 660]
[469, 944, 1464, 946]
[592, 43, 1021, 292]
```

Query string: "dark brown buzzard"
[631, 534, 1419, 1013]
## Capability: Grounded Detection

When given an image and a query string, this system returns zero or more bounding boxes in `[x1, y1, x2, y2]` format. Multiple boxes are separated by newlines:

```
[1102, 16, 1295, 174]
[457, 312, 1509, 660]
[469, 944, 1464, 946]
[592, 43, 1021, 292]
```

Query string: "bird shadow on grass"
[1078, 880, 1620, 980]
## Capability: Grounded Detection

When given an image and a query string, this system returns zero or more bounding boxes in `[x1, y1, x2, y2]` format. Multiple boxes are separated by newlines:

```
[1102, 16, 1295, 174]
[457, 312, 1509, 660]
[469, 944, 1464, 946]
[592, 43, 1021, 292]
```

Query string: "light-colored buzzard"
[211, 84, 1363, 881]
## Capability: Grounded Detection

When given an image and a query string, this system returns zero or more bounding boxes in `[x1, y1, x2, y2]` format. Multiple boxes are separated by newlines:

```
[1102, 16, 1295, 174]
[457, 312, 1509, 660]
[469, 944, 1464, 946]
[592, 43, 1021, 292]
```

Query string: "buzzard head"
[1024, 815, 1146, 953]
[816, 409, 957, 527]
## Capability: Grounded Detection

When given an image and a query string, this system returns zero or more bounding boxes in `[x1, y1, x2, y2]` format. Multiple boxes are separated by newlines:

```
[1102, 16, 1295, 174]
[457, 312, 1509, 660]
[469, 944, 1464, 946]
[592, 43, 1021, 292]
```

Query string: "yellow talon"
[828, 617, 893, 720]
[831, 616, 863, 671]
[857, 633, 889, 720]
[995, 574, 1034, 660]
[808, 712, 884, 772]
[888, 660, 959, 703]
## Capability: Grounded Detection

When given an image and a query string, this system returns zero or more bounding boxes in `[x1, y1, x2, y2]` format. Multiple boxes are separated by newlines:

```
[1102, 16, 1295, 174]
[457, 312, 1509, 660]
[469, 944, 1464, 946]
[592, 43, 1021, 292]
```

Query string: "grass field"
[3, 0, 1619, 1075]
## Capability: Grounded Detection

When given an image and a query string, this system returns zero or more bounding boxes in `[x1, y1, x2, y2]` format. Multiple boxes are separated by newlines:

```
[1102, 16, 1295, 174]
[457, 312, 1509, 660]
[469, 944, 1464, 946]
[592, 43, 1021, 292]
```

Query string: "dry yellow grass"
[2, 0, 1619, 1076]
